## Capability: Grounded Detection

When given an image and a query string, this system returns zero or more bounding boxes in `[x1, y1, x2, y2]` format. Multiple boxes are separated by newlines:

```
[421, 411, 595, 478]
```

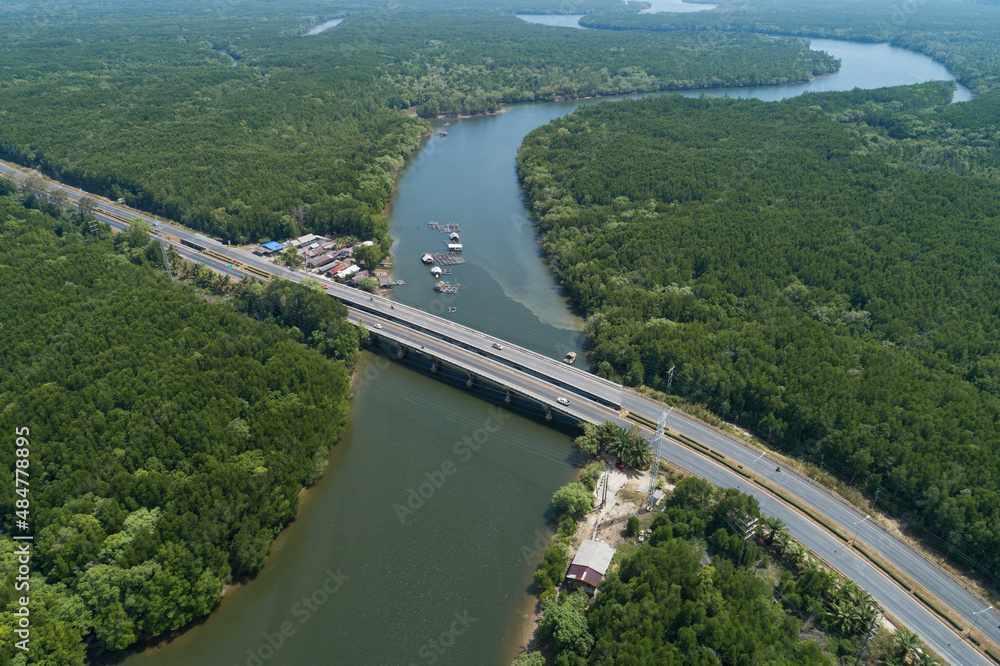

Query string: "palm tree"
[894, 628, 922, 664]
[785, 543, 807, 569]
[606, 426, 630, 462]
[627, 432, 653, 469]
[215, 274, 234, 294]
[761, 515, 785, 547]
[775, 527, 792, 555]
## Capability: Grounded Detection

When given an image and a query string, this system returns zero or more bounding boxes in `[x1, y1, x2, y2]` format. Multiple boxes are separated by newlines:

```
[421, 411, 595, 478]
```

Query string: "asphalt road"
[364, 313, 993, 666]
[3, 161, 997, 665]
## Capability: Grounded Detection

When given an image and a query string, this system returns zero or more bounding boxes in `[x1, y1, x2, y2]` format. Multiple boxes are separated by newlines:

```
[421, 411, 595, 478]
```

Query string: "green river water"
[123, 31, 972, 666]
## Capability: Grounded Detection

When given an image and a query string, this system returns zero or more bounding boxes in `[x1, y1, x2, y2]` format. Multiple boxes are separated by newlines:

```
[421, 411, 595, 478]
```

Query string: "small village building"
[295, 234, 324, 246]
[565, 540, 615, 596]
[307, 253, 337, 270]
[430, 266, 443, 278]
[335, 265, 360, 280]
[258, 241, 284, 255]
[347, 270, 371, 287]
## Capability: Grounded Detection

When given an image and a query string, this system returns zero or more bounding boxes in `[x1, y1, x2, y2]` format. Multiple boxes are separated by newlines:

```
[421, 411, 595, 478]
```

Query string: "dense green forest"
[528, 475, 939, 665]
[580, 0, 1000, 94]
[0, 187, 355, 661]
[0, 0, 835, 252]
[517, 83, 1000, 584]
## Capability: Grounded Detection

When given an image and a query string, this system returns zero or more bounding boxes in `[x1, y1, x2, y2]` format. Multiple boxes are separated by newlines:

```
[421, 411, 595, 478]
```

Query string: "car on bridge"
[373, 323, 382, 329]
[557, 397, 570, 406]
[493, 343, 503, 350]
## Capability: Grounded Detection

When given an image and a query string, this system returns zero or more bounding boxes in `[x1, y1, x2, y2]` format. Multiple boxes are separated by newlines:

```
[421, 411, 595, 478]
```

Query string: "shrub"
[626, 515, 640, 538]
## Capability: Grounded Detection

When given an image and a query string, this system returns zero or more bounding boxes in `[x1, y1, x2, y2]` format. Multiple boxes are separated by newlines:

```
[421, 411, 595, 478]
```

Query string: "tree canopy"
[518, 82, 1000, 582]
[0, 0, 836, 253]
[0, 189, 354, 659]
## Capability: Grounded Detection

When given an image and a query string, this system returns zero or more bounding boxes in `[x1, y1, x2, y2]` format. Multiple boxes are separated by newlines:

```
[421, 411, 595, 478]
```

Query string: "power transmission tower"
[665, 365, 676, 395]
[152, 219, 172, 279]
[86, 217, 100, 241]
[645, 408, 670, 510]
[739, 515, 759, 565]
[854, 611, 882, 666]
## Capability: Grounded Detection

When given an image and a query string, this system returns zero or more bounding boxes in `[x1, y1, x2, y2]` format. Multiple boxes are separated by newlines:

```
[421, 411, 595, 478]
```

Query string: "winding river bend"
[124, 28, 972, 666]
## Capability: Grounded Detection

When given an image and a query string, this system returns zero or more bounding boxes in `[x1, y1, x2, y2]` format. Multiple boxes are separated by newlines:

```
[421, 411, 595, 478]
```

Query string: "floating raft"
[430, 252, 465, 266]
[434, 281, 463, 293]
[427, 221, 461, 234]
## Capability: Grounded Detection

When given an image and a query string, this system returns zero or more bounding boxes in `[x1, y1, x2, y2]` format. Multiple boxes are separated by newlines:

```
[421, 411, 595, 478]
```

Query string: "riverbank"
[509, 463, 655, 662]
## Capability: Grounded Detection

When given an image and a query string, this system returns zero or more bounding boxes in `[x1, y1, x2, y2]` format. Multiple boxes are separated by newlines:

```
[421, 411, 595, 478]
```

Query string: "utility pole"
[739, 515, 758, 566]
[971, 603, 995, 641]
[601, 461, 610, 508]
[645, 408, 670, 511]
[851, 515, 870, 545]
[854, 611, 882, 666]
[751, 451, 766, 481]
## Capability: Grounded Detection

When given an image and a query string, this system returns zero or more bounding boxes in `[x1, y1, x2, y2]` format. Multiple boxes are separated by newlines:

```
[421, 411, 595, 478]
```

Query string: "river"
[123, 24, 972, 666]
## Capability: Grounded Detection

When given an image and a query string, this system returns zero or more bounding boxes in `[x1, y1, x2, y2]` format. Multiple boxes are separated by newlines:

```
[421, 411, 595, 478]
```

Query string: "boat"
[437, 131, 448, 137]
[421, 253, 434, 264]
[563, 352, 577, 365]
[434, 281, 445, 291]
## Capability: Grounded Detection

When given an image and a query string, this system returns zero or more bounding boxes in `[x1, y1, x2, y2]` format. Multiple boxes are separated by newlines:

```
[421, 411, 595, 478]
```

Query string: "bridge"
[2, 161, 999, 666]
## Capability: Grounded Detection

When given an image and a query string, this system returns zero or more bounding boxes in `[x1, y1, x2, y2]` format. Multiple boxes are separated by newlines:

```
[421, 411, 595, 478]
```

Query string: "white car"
[493, 343, 504, 350]
[557, 397, 570, 406]
[373, 323, 382, 329]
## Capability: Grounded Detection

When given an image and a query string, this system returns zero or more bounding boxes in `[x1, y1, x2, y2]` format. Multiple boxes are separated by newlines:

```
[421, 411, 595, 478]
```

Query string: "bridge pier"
[504, 389, 512, 406]
[396, 346, 406, 360]
[545, 408, 553, 422]
[466, 373, 475, 389]
[431, 359, 440, 374]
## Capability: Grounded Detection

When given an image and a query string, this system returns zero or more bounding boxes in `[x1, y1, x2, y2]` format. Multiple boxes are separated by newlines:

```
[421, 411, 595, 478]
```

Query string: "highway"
[3, 161, 998, 665]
